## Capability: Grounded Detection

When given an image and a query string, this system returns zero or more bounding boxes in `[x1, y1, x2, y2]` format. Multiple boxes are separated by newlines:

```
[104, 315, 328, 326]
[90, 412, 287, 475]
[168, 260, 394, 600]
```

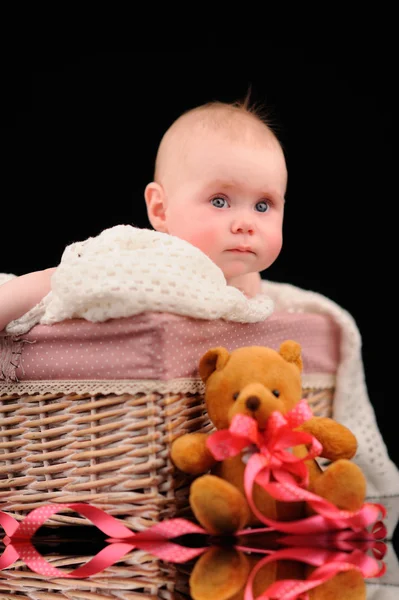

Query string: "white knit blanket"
[3, 225, 399, 536]
[6, 225, 274, 328]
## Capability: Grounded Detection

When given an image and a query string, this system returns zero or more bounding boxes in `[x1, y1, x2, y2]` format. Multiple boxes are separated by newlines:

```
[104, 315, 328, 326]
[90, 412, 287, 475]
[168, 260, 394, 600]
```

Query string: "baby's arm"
[0, 267, 56, 332]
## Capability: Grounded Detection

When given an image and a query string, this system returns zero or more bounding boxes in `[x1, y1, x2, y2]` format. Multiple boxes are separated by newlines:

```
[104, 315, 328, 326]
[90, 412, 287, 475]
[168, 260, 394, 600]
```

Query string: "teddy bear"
[171, 340, 369, 599]
[171, 340, 366, 535]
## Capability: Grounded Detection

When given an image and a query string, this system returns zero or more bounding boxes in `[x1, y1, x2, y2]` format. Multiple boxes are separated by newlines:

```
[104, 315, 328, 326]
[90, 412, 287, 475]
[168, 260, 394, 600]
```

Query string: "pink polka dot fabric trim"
[13, 311, 339, 382]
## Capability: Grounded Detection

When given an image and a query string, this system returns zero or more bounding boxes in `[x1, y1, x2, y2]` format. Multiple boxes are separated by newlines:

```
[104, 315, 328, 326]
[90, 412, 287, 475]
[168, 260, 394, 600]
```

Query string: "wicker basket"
[0, 384, 333, 596]
[0, 310, 338, 529]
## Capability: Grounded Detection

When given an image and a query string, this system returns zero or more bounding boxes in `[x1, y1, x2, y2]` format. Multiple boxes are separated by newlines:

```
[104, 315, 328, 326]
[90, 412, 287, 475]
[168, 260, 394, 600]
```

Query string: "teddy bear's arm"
[170, 433, 216, 475]
[298, 417, 358, 461]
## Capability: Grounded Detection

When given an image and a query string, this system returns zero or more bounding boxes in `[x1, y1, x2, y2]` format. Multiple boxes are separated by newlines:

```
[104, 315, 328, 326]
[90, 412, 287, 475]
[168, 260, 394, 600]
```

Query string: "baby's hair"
[154, 95, 278, 182]
[178, 94, 275, 136]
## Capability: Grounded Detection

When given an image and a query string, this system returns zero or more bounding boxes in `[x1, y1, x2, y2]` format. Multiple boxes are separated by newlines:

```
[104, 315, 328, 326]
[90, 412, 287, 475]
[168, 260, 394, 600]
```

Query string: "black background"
[2, 48, 397, 472]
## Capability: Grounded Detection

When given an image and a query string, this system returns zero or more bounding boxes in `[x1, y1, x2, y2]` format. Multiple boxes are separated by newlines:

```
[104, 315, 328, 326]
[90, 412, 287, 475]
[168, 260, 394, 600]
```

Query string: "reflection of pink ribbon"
[237, 524, 387, 599]
[0, 504, 207, 577]
[0, 503, 387, 583]
[276, 520, 388, 558]
[207, 400, 386, 533]
[242, 545, 386, 600]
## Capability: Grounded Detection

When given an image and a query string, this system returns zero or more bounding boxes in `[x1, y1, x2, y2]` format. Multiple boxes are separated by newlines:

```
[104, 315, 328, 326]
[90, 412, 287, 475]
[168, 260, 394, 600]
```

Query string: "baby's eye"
[211, 197, 228, 209]
[255, 201, 270, 213]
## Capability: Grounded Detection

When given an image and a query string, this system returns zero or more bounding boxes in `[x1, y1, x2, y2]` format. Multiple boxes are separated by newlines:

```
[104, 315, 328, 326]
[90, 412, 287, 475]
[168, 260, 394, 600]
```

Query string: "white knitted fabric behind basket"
[262, 280, 399, 537]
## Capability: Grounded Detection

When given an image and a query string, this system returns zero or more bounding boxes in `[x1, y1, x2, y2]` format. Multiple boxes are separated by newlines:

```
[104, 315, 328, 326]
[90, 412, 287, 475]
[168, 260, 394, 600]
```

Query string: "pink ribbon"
[207, 400, 386, 533]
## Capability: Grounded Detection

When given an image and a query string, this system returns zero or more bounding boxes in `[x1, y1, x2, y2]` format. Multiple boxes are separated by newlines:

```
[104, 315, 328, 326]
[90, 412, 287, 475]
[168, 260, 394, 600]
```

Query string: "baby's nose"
[231, 219, 255, 235]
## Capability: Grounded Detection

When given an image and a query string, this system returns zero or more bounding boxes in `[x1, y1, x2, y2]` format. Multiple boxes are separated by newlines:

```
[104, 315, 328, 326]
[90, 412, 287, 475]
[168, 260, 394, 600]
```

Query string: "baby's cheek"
[184, 228, 220, 257]
[261, 230, 283, 268]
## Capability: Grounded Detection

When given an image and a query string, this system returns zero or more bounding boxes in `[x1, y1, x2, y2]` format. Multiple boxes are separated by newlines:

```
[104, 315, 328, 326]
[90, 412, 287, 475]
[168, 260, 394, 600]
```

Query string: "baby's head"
[145, 100, 287, 285]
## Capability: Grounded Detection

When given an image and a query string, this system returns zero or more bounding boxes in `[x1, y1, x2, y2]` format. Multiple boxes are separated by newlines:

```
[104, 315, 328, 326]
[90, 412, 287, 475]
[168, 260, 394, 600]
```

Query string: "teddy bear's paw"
[312, 459, 366, 511]
[189, 547, 250, 600]
[310, 569, 366, 600]
[190, 474, 250, 535]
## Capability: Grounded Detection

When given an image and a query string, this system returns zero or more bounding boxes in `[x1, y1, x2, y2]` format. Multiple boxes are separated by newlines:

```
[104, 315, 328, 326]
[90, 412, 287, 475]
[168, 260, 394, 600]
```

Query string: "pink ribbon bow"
[208, 400, 322, 488]
[207, 400, 386, 534]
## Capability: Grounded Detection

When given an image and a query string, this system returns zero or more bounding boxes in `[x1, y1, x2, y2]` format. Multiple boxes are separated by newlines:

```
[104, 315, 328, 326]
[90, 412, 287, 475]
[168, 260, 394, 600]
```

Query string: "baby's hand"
[227, 272, 262, 298]
[0, 267, 56, 332]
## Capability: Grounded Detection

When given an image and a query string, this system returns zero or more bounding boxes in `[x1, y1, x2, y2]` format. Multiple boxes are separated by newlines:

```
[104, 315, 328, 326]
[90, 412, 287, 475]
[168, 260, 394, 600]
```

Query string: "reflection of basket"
[0, 386, 333, 526]
[0, 551, 182, 599]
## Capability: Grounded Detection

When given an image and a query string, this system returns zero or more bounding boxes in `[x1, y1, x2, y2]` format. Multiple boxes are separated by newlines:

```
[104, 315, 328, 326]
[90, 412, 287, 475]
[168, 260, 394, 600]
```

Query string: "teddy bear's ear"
[279, 340, 303, 372]
[198, 347, 230, 382]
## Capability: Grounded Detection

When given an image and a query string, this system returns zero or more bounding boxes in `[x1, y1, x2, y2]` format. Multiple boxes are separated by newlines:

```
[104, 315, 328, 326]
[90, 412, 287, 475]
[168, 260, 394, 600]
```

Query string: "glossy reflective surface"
[1, 524, 398, 599]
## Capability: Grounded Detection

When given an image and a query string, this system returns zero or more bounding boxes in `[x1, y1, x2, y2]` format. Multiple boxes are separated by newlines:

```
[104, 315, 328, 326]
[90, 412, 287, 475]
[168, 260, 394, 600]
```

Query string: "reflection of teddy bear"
[171, 341, 366, 536]
[188, 545, 367, 600]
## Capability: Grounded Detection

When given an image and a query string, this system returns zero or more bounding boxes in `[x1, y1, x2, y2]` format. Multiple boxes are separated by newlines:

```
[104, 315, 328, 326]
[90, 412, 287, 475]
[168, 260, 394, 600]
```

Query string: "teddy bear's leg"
[309, 569, 366, 600]
[190, 474, 250, 535]
[310, 459, 366, 511]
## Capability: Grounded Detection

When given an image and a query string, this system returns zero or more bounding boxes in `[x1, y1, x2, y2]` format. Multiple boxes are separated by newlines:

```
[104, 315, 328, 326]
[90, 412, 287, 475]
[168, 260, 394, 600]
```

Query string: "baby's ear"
[144, 182, 168, 233]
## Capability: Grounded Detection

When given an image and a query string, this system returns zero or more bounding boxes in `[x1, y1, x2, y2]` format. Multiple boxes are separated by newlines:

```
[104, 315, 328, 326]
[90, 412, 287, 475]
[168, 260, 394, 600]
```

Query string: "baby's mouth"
[227, 247, 255, 254]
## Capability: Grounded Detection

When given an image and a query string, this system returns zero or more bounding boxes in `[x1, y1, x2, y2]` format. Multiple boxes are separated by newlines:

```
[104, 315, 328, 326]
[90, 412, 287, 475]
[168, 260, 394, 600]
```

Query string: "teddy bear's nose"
[246, 396, 260, 411]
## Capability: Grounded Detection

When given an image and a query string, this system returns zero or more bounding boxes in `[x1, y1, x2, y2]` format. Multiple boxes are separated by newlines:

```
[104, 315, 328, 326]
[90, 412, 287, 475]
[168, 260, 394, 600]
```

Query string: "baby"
[0, 100, 286, 331]
[2, 99, 399, 540]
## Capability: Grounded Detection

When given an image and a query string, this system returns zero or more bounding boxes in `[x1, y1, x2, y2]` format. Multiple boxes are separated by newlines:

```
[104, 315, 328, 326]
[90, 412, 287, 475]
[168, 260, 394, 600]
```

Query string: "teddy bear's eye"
[233, 392, 239, 401]
[272, 389, 280, 397]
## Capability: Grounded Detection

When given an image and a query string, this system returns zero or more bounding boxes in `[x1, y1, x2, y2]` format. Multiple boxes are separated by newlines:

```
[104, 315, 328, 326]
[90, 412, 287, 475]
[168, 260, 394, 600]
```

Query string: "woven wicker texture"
[0, 390, 215, 528]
